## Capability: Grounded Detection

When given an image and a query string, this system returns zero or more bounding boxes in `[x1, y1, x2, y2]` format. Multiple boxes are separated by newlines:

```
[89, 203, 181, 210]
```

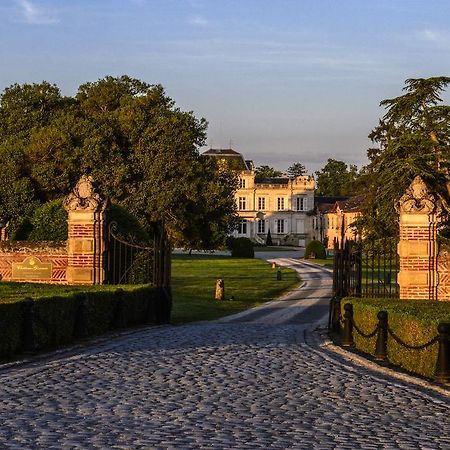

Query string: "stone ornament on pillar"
[397, 176, 438, 216]
[64, 176, 109, 285]
[396, 176, 440, 300]
[64, 175, 107, 213]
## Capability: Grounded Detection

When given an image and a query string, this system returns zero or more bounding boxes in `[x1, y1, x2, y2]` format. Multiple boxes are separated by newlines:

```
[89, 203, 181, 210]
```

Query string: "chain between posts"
[386, 326, 439, 350]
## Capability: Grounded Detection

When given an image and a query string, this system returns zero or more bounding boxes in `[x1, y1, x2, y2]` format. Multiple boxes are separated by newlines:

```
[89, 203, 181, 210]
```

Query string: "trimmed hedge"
[0, 286, 171, 359]
[229, 237, 254, 258]
[341, 297, 450, 378]
[304, 240, 326, 259]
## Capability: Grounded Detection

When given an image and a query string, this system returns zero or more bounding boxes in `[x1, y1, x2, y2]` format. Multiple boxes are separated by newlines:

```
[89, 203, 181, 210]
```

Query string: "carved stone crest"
[397, 176, 437, 214]
[64, 175, 107, 212]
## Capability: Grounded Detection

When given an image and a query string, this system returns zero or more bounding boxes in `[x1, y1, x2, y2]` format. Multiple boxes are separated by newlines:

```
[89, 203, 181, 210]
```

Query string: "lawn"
[302, 258, 333, 268]
[0, 255, 300, 324]
[171, 255, 300, 323]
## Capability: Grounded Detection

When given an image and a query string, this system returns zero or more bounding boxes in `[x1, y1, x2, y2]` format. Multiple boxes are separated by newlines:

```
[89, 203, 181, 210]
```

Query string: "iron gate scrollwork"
[105, 221, 171, 287]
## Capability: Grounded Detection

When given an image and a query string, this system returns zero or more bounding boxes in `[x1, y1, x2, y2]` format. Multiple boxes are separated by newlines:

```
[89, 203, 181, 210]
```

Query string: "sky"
[1, 0, 450, 173]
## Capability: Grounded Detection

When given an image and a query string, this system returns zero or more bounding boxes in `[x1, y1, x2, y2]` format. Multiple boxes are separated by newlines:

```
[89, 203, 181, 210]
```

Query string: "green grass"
[171, 255, 300, 323]
[301, 258, 333, 267]
[0, 255, 300, 324]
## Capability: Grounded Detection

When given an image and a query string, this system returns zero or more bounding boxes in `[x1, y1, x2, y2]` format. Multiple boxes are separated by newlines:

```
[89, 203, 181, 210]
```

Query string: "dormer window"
[239, 178, 246, 188]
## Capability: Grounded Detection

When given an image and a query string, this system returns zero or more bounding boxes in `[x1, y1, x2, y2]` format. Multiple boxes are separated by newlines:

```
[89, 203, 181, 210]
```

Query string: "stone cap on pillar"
[396, 176, 439, 215]
[64, 175, 108, 213]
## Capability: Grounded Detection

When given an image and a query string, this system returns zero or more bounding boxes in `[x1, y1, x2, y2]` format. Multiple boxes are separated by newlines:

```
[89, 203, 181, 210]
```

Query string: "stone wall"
[0, 241, 68, 284]
[0, 176, 107, 285]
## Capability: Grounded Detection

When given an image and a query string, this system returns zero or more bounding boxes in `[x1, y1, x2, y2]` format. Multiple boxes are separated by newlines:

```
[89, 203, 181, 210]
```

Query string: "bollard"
[22, 297, 36, 351]
[74, 293, 89, 339]
[215, 278, 225, 300]
[341, 303, 354, 347]
[374, 310, 388, 361]
[434, 322, 450, 384]
[331, 297, 341, 333]
[277, 269, 282, 281]
[113, 288, 127, 328]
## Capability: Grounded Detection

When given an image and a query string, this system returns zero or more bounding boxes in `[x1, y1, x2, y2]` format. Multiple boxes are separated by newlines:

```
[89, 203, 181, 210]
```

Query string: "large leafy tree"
[255, 165, 283, 178]
[361, 76, 450, 237]
[0, 76, 237, 248]
[314, 158, 358, 196]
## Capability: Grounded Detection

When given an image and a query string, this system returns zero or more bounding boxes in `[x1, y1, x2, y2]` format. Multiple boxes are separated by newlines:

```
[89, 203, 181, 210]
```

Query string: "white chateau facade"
[203, 149, 315, 247]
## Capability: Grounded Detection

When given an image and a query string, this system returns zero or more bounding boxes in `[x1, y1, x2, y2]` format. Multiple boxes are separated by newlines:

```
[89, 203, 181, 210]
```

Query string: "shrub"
[28, 199, 68, 241]
[231, 237, 254, 258]
[0, 285, 169, 359]
[266, 229, 273, 246]
[340, 297, 450, 378]
[304, 240, 326, 259]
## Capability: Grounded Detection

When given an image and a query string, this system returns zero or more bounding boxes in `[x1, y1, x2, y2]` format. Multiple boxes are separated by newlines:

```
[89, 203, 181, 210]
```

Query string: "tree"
[361, 76, 450, 237]
[314, 159, 358, 197]
[287, 162, 307, 178]
[255, 165, 282, 178]
[0, 76, 237, 249]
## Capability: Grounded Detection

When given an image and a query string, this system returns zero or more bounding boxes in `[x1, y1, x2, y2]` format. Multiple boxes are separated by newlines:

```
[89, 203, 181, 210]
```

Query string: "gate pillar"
[64, 176, 108, 285]
[397, 176, 440, 300]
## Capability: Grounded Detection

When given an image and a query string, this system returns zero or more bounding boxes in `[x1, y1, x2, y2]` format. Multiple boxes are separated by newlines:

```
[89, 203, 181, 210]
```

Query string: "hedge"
[304, 240, 326, 259]
[230, 237, 254, 258]
[0, 286, 171, 359]
[341, 297, 450, 378]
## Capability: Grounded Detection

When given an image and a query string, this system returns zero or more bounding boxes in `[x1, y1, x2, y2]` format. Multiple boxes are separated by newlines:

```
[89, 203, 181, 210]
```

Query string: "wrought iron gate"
[105, 221, 171, 287]
[333, 238, 399, 299]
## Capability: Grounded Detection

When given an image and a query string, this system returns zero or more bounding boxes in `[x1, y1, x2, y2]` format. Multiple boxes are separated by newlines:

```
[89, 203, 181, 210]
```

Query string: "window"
[276, 219, 285, 234]
[257, 219, 265, 234]
[238, 219, 247, 235]
[238, 197, 246, 210]
[258, 197, 266, 211]
[296, 197, 306, 211]
[239, 178, 246, 188]
[277, 197, 285, 211]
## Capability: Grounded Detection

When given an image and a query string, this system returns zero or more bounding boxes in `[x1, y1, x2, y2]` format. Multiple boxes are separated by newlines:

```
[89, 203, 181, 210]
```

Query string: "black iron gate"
[329, 238, 399, 331]
[333, 238, 399, 299]
[105, 221, 171, 288]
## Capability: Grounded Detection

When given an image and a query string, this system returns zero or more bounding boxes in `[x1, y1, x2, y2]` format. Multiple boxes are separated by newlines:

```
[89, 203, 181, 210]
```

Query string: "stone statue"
[64, 175, 108, 212]
[397, 176, 437, 215]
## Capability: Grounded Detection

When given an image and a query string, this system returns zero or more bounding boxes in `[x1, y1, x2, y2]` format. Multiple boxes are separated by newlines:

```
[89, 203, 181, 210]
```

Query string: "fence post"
[74, 293, 89, 339]
[374, 310, 388, 361]
[434, 322, 450, 384]
[22, 297, 36, 351]
[342, 303, 354, 347]
[113, 288, 127, 328]
[277, 269, 282, 281]
[331, 297, 341, 333]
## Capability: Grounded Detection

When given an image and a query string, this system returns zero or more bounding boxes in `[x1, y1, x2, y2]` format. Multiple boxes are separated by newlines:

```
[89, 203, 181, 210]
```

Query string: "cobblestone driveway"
[0, 261, 448, 449]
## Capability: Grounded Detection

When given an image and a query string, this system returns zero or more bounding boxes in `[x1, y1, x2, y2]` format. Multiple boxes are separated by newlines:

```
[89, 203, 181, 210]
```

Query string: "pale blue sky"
[1, 0, 450, 172]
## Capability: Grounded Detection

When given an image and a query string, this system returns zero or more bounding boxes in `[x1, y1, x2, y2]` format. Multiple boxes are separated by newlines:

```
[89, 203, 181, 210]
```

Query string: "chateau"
[203, 149, 315, 246]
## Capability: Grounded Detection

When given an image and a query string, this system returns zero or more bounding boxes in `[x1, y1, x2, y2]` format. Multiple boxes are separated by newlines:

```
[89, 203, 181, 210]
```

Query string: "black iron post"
[22, 297, 36, 351]
[434, 322, 450, 384]
[374, 310, 388, 361]
[277, 269, 282, 281]
[74, 293, 89, 339]
[342, 303, 354, 347]
[331, 297, 341, 333]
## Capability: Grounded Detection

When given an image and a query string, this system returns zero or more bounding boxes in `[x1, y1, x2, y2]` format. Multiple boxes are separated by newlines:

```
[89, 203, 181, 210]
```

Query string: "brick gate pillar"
[64, 176, 108, 285]
[397, 176, 440, 300]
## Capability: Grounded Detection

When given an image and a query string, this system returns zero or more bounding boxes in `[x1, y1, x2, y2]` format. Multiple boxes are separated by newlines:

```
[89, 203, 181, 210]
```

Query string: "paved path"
[0, 260, 449, 449]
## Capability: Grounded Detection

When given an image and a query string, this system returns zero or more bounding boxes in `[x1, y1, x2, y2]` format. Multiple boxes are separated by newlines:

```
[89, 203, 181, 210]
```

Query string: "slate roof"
[202, 149, 252, 170]
[333, 195, 364, 213]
